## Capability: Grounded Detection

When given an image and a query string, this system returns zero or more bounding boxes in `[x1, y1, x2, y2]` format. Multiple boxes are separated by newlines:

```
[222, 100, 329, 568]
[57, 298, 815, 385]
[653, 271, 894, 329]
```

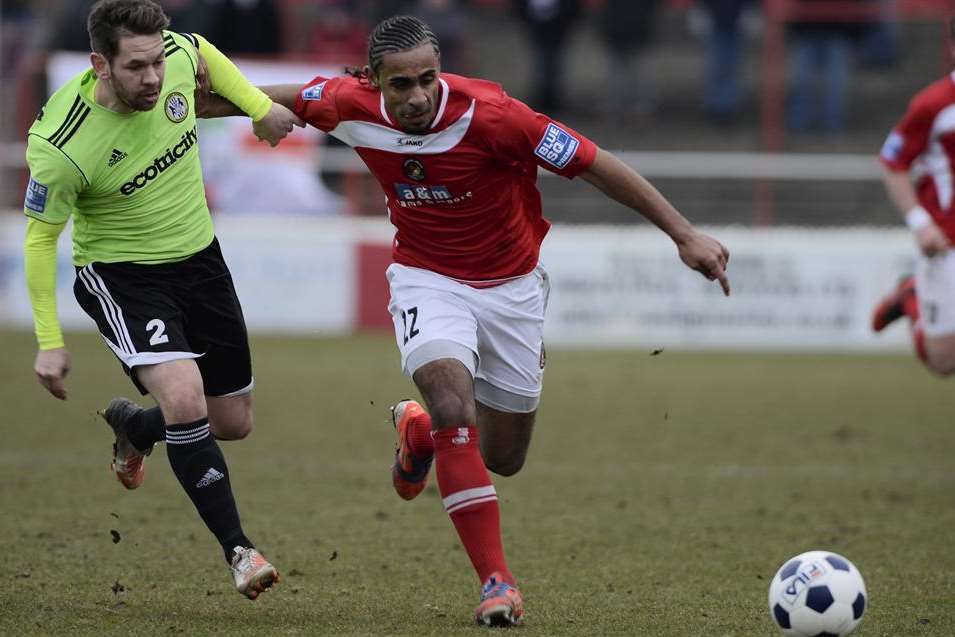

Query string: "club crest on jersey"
[535, 123, 579, 169]
[301, 81, 326, 101]
[164, 92, 189, 123]
[24, 177, 48, 213]
[403, 158, 426, 181]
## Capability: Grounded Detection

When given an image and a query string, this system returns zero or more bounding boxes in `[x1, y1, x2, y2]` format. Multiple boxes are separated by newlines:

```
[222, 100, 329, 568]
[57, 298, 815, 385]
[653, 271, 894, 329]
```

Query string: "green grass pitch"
[1, 330, 953, 635]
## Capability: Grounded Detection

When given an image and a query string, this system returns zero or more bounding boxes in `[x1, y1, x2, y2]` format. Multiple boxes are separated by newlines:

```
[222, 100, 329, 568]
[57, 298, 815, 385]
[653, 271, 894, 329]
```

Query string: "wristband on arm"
[905, 205, 933, 233]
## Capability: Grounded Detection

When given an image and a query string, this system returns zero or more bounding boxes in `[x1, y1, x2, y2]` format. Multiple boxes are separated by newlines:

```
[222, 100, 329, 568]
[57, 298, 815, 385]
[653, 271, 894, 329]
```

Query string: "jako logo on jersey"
[302, 81, 326, 101]
[24, 177, 48, 213]
[108, 148, 128, 168]
[535, 123, 579, 169]
[881, 131, 904, 162]
[397, 136, 424, 147]
[164, 92, 189, 123]
[120, 127, 197, 195]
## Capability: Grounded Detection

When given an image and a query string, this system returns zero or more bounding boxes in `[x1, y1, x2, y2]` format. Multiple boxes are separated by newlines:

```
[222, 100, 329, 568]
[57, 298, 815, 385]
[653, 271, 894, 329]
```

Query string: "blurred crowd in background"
[1, 0, 952, 222]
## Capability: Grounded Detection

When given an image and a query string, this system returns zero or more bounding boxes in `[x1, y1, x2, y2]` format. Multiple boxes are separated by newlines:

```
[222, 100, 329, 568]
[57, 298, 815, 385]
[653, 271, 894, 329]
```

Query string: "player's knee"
[428, 393, 475, 428]
[925, 342, 955, 375]
[484, 450, 527, 477]
[160, 384, 207, 423]
[210, 411, 254, 441]
[926, 354, 955, 375]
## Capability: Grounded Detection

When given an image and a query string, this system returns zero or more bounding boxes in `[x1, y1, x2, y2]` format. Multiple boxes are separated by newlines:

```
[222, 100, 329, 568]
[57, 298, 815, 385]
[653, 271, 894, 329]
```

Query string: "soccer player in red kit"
[873, 18, 955, 375]
[202, 15, 730, 627]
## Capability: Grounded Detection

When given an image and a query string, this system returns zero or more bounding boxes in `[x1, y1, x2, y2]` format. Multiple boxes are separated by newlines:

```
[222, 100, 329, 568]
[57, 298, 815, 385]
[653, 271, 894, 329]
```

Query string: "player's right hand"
[252, 102, 305, 147]
[915, 223, 951, 257]
[35, 347, 71, 400]
[677, 230, 731, 296]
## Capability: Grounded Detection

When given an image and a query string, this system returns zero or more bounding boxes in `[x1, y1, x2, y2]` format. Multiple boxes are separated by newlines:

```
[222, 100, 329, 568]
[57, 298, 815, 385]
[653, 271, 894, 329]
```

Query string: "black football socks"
[125, 406, 166, 452]
[165, 419, 252, 562]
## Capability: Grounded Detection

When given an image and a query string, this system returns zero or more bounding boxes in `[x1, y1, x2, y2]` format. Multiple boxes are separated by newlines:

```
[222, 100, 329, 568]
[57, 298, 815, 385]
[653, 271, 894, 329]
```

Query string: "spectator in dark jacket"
[598, 0, 662, 120]
[787, 0, 870, 133]
[699, 0, 752, 123]
[205, 0, 281, 55]
[514, 0, 582, 113]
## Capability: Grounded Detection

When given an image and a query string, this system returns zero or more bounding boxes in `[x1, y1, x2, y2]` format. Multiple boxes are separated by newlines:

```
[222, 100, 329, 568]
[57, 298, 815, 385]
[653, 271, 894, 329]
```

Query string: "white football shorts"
[916, 248, 955, 337]
[386, 263, 550, 413]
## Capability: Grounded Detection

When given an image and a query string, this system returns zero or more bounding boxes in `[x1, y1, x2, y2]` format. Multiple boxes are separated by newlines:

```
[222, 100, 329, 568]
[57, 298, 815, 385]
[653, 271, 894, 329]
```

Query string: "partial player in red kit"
[873, 17, 955, 375]
[202, 15, 730, 627]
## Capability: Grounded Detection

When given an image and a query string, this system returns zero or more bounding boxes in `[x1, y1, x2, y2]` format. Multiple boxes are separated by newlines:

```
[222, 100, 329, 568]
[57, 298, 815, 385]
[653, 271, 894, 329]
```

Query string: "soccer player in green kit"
[23, 0, 302, 598]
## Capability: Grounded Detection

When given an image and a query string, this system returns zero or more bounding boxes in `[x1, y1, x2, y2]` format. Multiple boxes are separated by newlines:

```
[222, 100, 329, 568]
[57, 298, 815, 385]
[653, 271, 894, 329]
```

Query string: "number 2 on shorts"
[401, 307, 420, 345]
[146, 318, 170, 346]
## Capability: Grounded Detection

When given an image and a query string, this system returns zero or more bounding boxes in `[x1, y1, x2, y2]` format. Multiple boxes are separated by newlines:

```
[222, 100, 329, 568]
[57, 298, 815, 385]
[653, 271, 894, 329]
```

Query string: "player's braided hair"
[88, 0, 170, 61]
[346, 15, 440, 81]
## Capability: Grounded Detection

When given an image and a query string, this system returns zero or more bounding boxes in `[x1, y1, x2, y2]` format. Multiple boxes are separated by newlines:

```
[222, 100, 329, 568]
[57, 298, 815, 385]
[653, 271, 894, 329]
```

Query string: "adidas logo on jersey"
[196, 467, 225, 488]
[108, 148, 128, 167]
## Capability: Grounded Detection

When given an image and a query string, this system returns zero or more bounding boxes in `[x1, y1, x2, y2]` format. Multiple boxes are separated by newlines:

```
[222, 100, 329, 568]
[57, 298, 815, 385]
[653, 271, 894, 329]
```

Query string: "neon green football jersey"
[24, 31, 213, 265]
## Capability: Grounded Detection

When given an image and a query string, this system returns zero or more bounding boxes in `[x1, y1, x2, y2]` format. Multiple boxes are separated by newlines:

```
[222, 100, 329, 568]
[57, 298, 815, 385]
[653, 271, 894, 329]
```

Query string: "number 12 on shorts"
[401, 307, 420, 344]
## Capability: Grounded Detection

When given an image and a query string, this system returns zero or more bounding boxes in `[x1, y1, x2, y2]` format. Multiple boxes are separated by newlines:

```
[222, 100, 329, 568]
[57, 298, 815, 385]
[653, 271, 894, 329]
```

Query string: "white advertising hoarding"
[541, 226, 914, 350]
[2, 216, 915, 351]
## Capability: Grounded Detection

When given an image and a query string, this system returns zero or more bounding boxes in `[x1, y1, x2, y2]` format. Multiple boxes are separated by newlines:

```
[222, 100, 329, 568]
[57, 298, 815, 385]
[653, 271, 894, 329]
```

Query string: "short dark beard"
[109, 71, 158, 112]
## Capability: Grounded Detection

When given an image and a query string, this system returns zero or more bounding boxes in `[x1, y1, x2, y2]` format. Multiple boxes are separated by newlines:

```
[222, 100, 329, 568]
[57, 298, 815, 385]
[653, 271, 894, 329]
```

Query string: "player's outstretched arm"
[24, 218, 71, 400]
[197, 84, 302, 119]
[581, 147, 730, 296]
[191, 34, 303, 145]
[882, 163, 950, 257]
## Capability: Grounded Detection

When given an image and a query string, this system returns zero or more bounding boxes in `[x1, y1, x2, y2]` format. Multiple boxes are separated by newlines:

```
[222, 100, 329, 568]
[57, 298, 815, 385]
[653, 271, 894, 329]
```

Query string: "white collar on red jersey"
[331, 97, 475, 154]
[378, 77, 450, 130]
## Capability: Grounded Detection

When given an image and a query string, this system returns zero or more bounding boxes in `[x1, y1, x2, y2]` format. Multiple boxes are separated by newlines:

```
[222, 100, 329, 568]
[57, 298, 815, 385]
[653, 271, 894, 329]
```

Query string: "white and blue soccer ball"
[768, 550, 867, 637]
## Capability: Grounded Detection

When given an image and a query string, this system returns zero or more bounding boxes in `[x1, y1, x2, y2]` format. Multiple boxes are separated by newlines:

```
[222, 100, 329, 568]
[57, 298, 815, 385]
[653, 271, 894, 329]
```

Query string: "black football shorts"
[73, 237, 252, 397]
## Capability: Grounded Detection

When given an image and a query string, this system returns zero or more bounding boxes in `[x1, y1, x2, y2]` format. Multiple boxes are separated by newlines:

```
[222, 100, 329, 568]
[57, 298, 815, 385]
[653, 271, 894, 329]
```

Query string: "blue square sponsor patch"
[24, 177, 48, 213]
[880, 131, 904, 162]
[535, 123, 579, 169]
[301, 81, 326, 101]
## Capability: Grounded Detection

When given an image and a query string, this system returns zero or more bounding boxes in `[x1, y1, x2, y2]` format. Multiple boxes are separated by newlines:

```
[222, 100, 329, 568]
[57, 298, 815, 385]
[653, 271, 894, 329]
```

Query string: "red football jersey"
[293, 73, 597, 283]
[880, 72, 955, 243]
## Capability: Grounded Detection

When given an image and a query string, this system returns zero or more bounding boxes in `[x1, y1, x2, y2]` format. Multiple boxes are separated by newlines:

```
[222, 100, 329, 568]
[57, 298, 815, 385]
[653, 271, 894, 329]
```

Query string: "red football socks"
[433, 426, 513, 585]
[903, 287, 929, 363]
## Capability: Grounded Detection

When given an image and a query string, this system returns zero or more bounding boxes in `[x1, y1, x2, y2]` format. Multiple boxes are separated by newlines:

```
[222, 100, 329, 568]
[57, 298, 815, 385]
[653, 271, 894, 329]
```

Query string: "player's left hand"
[252, 102, 305, 147]
[35, 347, 71, 401]
[676, 231, 731, 296]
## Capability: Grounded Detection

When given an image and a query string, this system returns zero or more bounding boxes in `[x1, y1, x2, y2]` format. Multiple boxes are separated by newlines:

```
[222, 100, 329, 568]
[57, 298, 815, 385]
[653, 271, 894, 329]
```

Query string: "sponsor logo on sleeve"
[302, 81, 327, 101]
[881, 131, 904, 162]
[25, 177, 48, 213]
[535, 123, 579, 169]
